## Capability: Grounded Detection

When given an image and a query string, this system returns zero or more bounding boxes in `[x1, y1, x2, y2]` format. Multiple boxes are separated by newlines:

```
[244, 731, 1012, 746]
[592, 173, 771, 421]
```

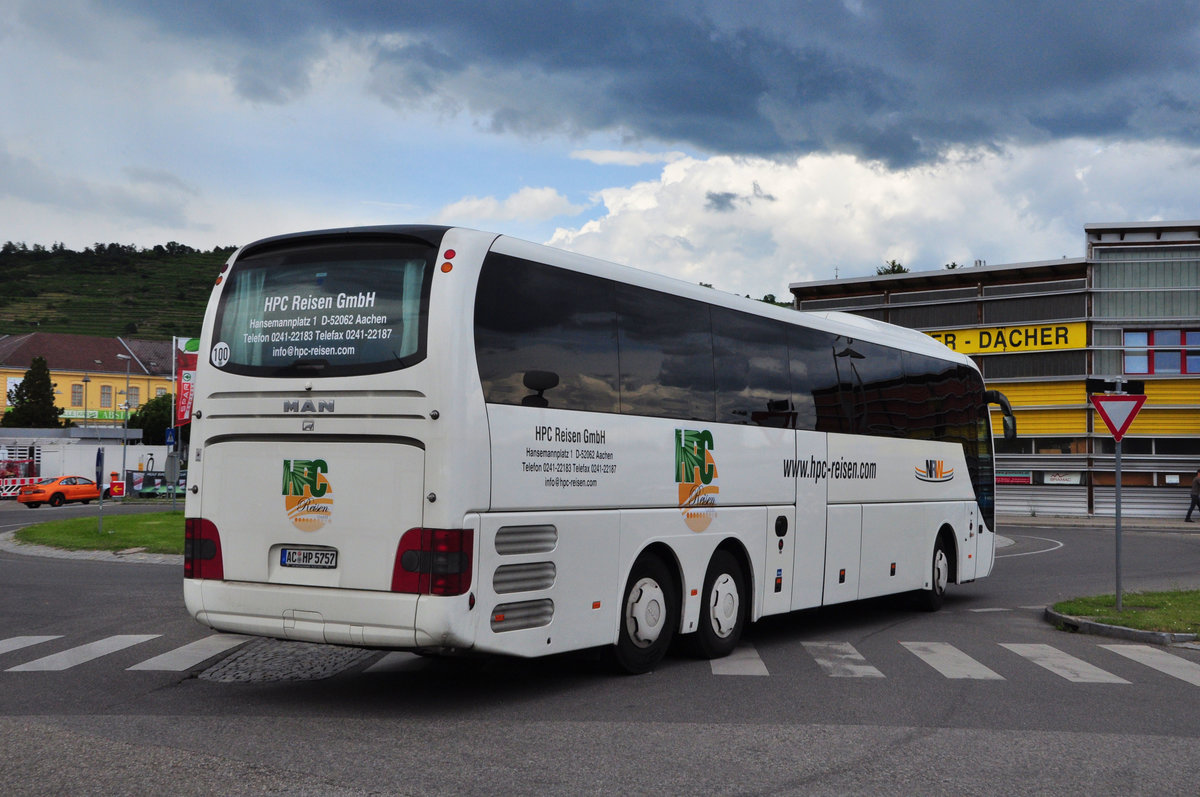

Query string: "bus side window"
[616, 285, 716, 422]
[788, 325, 842, 432]
[711, 307, 791, 427]
[474, 255, 620, 413]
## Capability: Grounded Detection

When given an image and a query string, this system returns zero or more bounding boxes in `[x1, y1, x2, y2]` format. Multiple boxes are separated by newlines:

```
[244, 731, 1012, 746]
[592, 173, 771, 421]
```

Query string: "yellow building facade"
[0, 333, 175, 429]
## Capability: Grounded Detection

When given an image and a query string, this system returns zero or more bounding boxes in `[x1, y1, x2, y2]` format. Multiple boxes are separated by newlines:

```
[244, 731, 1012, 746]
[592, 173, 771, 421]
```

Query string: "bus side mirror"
[1003, 414, 1017, 441]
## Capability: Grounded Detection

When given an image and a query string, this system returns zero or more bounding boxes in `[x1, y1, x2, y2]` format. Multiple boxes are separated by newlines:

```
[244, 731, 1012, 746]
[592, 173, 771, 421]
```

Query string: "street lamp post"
[90, 359, 102, 440]
[82, 373, 91, 433]
[116, 353, 132, 494]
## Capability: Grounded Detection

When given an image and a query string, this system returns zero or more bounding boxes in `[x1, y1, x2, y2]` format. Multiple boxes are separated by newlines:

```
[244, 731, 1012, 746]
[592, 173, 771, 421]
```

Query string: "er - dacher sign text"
[926, 322, 1086, 355]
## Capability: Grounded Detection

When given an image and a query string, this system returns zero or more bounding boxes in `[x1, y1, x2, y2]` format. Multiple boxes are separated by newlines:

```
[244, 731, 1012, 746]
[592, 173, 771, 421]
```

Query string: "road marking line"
[1100, 644, 1200, 687]
[901, 641, 1004, 680]
[0, 636, 61, 656]
[6, 635, 160, 671]
[968, 608, 1012, 613]
[711, 643, 769, 676]
[1000, 643, 1128, 683]
[803, 641, 884, 678]
[127, 634, 248, 671]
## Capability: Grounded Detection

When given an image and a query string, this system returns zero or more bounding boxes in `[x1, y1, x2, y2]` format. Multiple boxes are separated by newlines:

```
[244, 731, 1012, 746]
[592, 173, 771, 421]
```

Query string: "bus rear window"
[212, 240, 434, 377]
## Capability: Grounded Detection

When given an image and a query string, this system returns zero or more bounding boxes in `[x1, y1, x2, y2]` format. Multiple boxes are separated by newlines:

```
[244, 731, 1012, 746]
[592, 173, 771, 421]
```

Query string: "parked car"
[17, 476, 103, 508]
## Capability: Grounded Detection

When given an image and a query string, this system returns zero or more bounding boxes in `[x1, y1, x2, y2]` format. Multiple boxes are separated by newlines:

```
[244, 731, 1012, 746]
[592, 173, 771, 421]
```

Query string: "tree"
[876, 259, 909, 275]
[1, 356, 65, 428]
[127, 392, 183, 445]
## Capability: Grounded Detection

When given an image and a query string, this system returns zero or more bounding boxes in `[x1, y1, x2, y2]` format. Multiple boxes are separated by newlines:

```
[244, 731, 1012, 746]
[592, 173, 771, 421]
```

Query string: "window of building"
[155, 387, 166, 397]
[127, 387, 140, 408]
[71, 384, 83, 407]
[100, 385, 113, 408]
[1124, 329, 1200, 374]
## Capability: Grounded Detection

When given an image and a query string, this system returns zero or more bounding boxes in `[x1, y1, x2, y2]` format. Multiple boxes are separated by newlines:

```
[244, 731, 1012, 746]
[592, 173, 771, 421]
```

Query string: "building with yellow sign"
[790, 220, 1200, 518]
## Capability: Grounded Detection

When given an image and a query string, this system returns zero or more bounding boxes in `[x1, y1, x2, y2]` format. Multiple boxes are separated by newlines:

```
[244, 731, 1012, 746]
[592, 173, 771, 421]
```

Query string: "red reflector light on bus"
[391, 528, 474, 596]
[184, 518, 224, 580]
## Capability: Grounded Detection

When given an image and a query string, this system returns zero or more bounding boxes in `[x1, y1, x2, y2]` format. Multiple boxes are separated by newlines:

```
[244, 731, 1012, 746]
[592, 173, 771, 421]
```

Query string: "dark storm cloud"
[102, 0, 1200, 167]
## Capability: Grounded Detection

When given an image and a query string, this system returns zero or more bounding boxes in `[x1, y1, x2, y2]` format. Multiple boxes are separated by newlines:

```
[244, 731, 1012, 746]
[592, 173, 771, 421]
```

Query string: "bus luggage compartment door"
[823, 504, 862, 606]
[760, 508, 795, 617]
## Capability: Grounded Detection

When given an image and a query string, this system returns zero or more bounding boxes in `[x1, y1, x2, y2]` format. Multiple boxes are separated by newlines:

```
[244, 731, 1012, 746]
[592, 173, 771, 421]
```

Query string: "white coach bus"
[184, 226, 1015, 673]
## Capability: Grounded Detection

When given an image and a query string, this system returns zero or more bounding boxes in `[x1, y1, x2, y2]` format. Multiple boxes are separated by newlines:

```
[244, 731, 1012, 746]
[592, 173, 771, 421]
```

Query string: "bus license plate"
[280, 548, 337, 569]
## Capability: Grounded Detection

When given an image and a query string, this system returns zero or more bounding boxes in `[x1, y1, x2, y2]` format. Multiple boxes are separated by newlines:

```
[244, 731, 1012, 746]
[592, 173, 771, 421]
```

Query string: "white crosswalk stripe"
[364, 652, 425, 673]
[710, 643, 770, 676]
[126, 634, 248, 671]
[802, 641, 885, 678]
[901, 642, 1005, 680]
[0, 636, 61, 656]
[6, 635, 160, 672]
[1000, 643, 1129, 683]
[1100, 644, 1200, 687]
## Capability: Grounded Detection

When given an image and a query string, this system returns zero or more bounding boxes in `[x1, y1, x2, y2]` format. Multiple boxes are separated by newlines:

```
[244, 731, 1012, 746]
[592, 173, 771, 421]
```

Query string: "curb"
[1044, 606, 1198, 646]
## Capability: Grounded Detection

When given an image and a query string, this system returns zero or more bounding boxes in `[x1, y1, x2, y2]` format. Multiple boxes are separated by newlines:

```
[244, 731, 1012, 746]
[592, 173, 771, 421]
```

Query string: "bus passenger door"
[790, 432, 826, 611]
[760, 507, 795, 617]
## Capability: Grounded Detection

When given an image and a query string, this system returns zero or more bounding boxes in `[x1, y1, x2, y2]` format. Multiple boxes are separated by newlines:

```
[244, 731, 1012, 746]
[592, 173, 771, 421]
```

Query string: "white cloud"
[570, 149, 686, 167]
[434, 186, 585, 224]
[548, 140, 1200, 298]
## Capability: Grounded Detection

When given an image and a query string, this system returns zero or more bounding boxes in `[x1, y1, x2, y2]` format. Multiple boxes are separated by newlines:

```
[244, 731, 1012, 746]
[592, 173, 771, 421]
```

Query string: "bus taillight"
[184, 518, 224, 580]
[391, 528, 474, 596]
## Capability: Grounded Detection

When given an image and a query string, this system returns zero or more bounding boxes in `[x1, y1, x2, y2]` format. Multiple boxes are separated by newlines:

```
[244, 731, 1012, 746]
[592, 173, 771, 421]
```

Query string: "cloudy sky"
[3, 1, 1199, 298]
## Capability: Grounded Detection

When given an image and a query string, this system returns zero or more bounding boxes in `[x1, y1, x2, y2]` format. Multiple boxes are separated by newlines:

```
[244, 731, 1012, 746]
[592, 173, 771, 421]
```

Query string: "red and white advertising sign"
[1091, 394, 1147, 442]
[175, 338, 198, 426]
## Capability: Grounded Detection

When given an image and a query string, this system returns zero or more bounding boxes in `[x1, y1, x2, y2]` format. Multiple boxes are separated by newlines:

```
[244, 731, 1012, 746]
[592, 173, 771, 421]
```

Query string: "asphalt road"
[2, 501, 1199, 795]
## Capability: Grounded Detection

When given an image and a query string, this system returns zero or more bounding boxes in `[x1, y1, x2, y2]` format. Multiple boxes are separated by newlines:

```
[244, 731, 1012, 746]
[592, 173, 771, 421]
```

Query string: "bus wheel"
[918, 537, 950, 611]
[611, 554, 678, 674]
[690, 550, 747, 659]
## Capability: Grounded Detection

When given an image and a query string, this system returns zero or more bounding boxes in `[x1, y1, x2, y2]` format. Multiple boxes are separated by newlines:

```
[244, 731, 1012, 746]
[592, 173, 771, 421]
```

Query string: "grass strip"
[15, 511, 184, 555]
[1053, 590, 1200, 635]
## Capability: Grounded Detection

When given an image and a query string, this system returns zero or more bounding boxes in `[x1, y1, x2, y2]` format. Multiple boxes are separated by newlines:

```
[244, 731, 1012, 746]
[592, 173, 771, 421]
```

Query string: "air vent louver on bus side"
[494, 525, 557, 555]
[493, 562, 557, 594]
[489, 599, 554, 632]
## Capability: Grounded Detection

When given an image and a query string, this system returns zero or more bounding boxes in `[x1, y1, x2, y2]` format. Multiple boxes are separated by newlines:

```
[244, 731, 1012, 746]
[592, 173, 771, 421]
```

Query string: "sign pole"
[1114, 436, 1122, 612]
[95, 447, 105, 535]
[1088, 381, 1147, 614]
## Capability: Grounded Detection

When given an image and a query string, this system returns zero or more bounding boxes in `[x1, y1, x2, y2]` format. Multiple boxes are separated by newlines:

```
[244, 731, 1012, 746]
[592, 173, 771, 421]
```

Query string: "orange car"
[17, 476, 103, 508]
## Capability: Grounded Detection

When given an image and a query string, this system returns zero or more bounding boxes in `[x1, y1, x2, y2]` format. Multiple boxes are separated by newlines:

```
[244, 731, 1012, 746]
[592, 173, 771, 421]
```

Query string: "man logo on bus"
[915, 459, 954, 483]
[675, 429, 718, 532]
[282, 458, 333, 531]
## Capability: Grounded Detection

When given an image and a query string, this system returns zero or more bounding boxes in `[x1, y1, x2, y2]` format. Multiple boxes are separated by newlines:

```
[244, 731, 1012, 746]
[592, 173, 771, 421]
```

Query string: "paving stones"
[199, 638, 375, 683]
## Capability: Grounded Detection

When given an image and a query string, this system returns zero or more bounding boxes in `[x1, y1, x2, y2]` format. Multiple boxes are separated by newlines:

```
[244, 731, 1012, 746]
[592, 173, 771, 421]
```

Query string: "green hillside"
[0, 242, 232, 338]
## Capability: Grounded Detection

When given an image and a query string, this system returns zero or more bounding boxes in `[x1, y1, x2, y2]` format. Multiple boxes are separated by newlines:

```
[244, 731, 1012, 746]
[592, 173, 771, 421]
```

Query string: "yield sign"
[1091, 394, 1147, 442]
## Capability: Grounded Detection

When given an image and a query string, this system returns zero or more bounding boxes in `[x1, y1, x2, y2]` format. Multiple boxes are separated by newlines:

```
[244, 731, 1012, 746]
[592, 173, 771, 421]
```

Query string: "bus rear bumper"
[185, 579, 454, 649]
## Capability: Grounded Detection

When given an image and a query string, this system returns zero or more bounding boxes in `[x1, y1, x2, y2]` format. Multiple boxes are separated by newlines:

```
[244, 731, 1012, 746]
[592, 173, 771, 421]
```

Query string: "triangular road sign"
[1091, 394, 1147, 442]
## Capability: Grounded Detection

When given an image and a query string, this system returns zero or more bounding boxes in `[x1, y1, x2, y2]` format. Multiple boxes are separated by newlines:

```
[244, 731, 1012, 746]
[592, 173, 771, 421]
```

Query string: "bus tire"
[49, 493, 65, 508]
[690, 550, 747, 660]
[918, 536, 950, 611]
[610, 553, 678, 674]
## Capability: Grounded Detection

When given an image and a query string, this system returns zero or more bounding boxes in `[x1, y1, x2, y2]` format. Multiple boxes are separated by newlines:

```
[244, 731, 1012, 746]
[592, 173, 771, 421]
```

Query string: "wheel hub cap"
[627, 577, 666, 648]
[709, 573, 739, 638]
